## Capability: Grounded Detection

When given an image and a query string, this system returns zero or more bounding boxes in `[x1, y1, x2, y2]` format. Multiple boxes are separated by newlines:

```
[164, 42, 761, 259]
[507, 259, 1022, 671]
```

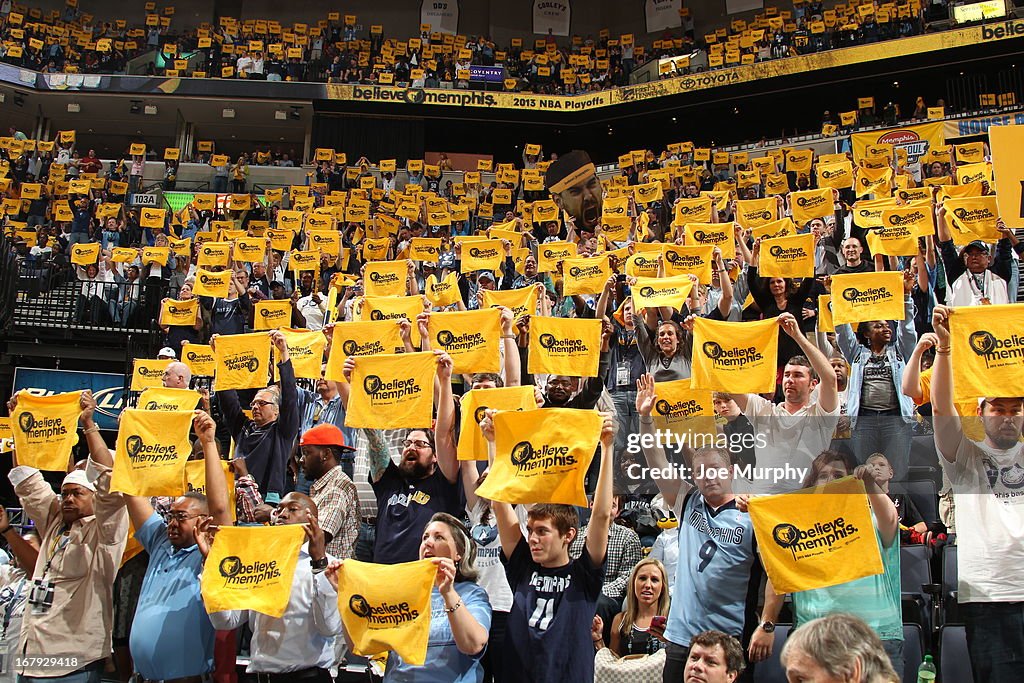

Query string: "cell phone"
[650, 615, 667, 630]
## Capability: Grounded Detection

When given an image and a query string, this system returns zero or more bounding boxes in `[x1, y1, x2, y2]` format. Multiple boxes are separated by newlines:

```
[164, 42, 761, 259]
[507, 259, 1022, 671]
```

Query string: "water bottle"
[917, 654, 937, 682]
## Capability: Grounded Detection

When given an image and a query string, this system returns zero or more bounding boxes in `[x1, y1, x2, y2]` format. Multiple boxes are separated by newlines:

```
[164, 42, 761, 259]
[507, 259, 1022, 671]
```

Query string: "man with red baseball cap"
[298, 424, 359, 558]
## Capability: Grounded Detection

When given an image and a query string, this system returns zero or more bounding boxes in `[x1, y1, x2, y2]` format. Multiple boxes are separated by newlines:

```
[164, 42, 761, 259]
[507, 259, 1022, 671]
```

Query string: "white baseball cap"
[61, 469, 96, 493]
[157, 347, 177, 359]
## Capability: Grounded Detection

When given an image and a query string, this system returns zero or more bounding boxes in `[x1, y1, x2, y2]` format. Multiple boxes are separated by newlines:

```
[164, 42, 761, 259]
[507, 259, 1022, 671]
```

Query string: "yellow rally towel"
[142, 246, 171, 266]
[364, 261, 409, 298]
[852, 198, 897, 229]
[561, 256, 610, 296]
[426, 309, 501, 374]
[735, 198, 778, 230]
[955, 142, 985, 164]
[527, 317, 602, 378]
[70, 242, 100, 266]
[816, 160, 854, 190]
[867, 222, 920, 257]
[337, 559, 436, 666]
[759, 233, 815, 279]
[751, 217, 796, 241]
[325, 321, 406, 382]
[748, 476, 884, 593]
[201, 525, 305, 618]
[625, 252, 661, 279]
[830, 272, 905, 326]
[956, 162, 992, 186]
[476, 408, 602, 506]
[137, 387, 200, 411]
[651, 380, 716, 441]
[790, 189, 834, 224]
[360, 295, 425, 347]
[277, 329, 327, 380]
[683, 223, 736, 259]
[537, 242, 577, 273]
[214, 332, 271, 390]
[457, 386, 537, 461]
[346, 352, 437, 429]
[161, 298, 199, 327]
[672, 197, 713, 227]
[254, 299, 293, 331]
[409, 238, 443, 262]
[462, 240, 505, 272]
[112, 409, 193, 497]
[691, 318, 780, 393]
[785, 149, 814, 174]
[633, 181, 663, 204]
[193, 269, 232, 298]
[856, 166, 893, 198]
[182, 344, 216, 377]
[424, 273, 461, 308]
[12, 391, 82, 471]
[944, 195, 1002, 244]
[183, 459, 237, 522]
[818, 295, 834, 333]
[949, 303, 1024, 403]
[234, 237, 266, 263]
[662, 245, 714, 283]
[632, 275, 694, 311]
[131, 359, 172, 392]
[481, 286, 538, 320]
[197, 242, 232, 268]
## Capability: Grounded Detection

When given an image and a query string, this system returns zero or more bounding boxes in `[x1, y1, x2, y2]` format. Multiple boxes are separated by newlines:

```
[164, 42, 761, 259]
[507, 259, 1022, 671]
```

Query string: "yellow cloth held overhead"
[111, 409, 193, 497]
[337, 559, 436, 666]
[735, 198, 778, 230]
[944, 195, 1002, 244]
[537, 241, 577, 272]
[193, 268, 232, 298]
[457, 386, 537, 461]
[426, 309, 502, 375]
[829, 272, 905, 326]
[131, 359, 172, 392]
[527, 316, 603, 378]
[197, 241, 232, 269]
[325, 320, 406, 383]
[751, 217, 796, 241]
[213, 332, 272, 390]
[475, 408, 603, 507]
[790, 188, 834, 223]
[691, 317, 780, 393]
[345, 352, 437, 429]
[662, 245, 715, 283]
[462, 240, 506, 272]
[818, 295, 834, 333]
[424, 273, 461, 308]
[631, 275, 695, 311]
[561, 256, 611, 296]
[364, 260, 409, 298]
[651, 380, 716, 442]
[137, 387, 200, 411]
[276, 329, 327, 380]
[183, 459, 237, 522]
[856, 166, 893, 198]
[70, 242, 100, 266]
[949, 303, 1024, 403]
[254, 300, 293, 331]
[201, 525, 305, 618]
[481, 286, 538, 320]
[182, 344, 216, 377]
[11, 391, 83, 471]
[671, 197, 713, 226]
[682, 223, 736, 259]
[749, 476, 884, 594]
[759, 233, 816, 279]
[816, 160, 854, 190]
[161, 298, 200, 327]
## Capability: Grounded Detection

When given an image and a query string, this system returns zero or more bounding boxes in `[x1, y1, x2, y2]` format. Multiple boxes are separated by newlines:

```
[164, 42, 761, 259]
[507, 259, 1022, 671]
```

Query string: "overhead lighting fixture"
[223, 108, 236, 118]
[274, 110, 287, 120]
[144, 105, 157, 115]
[67, 103, 80, 113]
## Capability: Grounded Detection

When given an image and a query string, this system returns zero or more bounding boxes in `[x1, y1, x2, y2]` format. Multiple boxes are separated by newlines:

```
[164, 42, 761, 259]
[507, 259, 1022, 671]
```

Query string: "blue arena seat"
[941, 544, 960, 624]
[903, 623, 924, 682]
[940, 625, 974, 683]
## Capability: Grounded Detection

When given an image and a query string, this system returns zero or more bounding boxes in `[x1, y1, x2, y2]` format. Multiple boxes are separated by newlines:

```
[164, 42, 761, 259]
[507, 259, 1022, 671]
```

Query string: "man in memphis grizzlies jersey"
[635, 374, 773, 683]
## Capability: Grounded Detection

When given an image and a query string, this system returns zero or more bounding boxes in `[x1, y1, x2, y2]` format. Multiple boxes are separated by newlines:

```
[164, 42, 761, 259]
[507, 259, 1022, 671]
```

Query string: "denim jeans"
[962, 601, 1024, 683]
[881, 638, 904, 680]
[611, 389, 638, 460]
[851, 409, 912, 482]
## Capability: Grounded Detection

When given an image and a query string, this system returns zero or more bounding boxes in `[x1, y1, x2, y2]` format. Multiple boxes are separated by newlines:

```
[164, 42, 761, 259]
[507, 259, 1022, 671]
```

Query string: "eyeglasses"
[251, 399, 276, 409]
[402, 439, 432, 450]
[166, 512, 205, 524]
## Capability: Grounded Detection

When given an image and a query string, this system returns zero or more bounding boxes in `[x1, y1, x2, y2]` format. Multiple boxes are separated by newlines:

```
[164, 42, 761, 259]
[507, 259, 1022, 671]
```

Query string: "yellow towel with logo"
[364, 261, 409, 298]
[759, 233, 815, 278]
[70, 242, 100, 266]
[751, 217, 796, 241]
[561, 256, 610, 296]
[662, 245, 714, 283]
[161, 298, 200, 327]
[202, 525, 305, 618]
[131, 359, 172, 392]
[193, 269, 232, 298]
[651, 380, 716, 441]
[867, 224, 920, 257]
[672, 197, 713, 227]
[632, 275, 694, 311]
[424, 273, 461, 308]
[409, 238, 443, 262]
[11, 391, 82, 471]
[956, 162, 992, 186]
[691, 318, 779, 393]
[856, 166, 893, 198]
[790, 188, 834, 223]
[682, 223, 736, 259]
[182, 344, 216, 376]
[528, 317, 602, 378]
[749, 476, 884, 593]
[337, 559, 436, 666]
[233, 237, 266, 263]
[197, 242, 232, 269]
[735, 198, 778, 230]
[476, 408, 602, 507]
[214, 332, 271, 390]
[142, 246, 171, 266]
[949, 303, 1024, 403]
[346, 352, 437, 429]
[137, 387, 200, 411]
[481, 286, 539, 320]
[325, 320, 406, 383]
[816, 160, 854, 190]
[111, 409, 193, 497]
[183, 459, 236, 522]
[462, 240, 505, 272]
[944, 195, 1002, 244]
[426, 309, 501, 374]
[254, 299, 293, 331]
[276, 329, 327, 380]
[360, 295, 425, 346]
[625, 252, 661, 279]
[818, 295, 834, 333]
[830, 272, 905, 326]
[537, 241, 577, 272]
[457, 386, 537, 461]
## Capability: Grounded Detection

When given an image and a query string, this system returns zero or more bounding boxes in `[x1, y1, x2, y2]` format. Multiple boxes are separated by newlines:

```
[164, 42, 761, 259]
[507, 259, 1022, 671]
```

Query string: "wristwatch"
[310, 556, 329, 571]
[760, 621, 776, 633]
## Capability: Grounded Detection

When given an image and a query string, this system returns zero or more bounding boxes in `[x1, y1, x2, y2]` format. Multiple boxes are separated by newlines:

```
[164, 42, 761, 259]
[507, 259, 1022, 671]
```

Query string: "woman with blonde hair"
[602, 558, 671, 656]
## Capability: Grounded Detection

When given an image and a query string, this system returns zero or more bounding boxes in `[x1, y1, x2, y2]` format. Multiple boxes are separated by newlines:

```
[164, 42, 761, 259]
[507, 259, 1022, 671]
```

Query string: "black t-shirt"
[370, 461, 460, 564]
[502, 538, 605, 683]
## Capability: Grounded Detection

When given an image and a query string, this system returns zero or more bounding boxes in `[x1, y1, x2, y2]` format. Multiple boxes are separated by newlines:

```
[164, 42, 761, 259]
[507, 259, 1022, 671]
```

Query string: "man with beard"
[544, 150, 603, 233]
[930, 304, 1024, 683]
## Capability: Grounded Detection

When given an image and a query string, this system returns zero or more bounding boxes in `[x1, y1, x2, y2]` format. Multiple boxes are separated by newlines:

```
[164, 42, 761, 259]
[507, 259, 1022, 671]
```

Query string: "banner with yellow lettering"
[651, 380, 716, 440]
[829, 272, 905, 326]
[202, 525, 304, 618]
[161, 298, 200, 327]
[749, 476, 883, 593]
[11, 391, 82, 471]
[476, 408, 602, 507]
[683, 223, 735, 258]
[662, 245, 714, 282]
[632, 275, 694, 311]
[193, 269, 232, 298]
[182, 344, 216, 376]
[254, 300, 292, 330]
[131, 359, 171, 392]
[790, 188, 834, 223]
[364, 261, 409, 297]
[137, 387, 200, 411]
[426, 309, 501, 374]
[481, 286, 538, 320]
[759, 233, 815, 278]
[112, 409, 193, 496]
[691, 318, 780, 393]
[346, 352, 437, 429]
[944, 195, 1002, 244]
[337, 559, 435, 666]
[457, 386, 537, 461]
[528, 317, 602, 377]
[214, 333, 271, 390]
[325, 321, 406, 382]
[277, 329, 327, 380]
[561, 256, 610, 296]
[424, 272, 461, 308]
[949, 303, 1024, 403]
[70, 242, 100, 266]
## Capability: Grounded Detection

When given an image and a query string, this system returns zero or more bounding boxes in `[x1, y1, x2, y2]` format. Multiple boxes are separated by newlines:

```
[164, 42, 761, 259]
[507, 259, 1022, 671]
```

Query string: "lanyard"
[0, 579, 26, 640]
[41, 525, 71, 577]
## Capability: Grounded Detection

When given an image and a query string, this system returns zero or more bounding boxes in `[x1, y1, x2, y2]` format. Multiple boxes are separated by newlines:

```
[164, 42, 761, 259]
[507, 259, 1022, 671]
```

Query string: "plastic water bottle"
[917, 654, 937, 682]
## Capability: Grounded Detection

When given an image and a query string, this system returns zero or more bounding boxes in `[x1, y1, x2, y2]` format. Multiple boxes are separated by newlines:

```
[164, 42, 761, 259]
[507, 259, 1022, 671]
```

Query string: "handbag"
[594, 646, 667, 683]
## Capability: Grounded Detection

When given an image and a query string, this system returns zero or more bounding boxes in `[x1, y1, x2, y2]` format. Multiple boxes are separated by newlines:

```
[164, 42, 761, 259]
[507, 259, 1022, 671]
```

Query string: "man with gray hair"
[161, 361, 192, 389]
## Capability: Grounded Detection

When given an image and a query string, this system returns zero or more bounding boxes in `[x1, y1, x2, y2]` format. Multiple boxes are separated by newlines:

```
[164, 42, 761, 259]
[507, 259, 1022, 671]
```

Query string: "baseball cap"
[477, 271, 497, 283]
[960, 240, 990, 256]
[157, 347, 177, 359]
[62, 469, 96, 493]
[300, 424, 355, 451]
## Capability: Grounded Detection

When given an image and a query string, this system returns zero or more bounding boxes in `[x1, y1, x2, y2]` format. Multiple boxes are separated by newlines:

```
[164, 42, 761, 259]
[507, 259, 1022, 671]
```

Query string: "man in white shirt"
[727, 312, 840, 494]
[235, 50, 254, 77]
[930, 304, 1024, 683]
[207, 493, 340, 683]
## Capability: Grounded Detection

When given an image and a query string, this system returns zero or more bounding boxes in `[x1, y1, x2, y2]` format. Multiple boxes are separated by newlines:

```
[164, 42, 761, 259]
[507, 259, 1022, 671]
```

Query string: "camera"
[28, 578, 54, 614]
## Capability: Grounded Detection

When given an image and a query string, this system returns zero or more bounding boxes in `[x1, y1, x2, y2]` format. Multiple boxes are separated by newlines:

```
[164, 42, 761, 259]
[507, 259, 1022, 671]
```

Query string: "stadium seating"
[939, 625, 974, 683]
